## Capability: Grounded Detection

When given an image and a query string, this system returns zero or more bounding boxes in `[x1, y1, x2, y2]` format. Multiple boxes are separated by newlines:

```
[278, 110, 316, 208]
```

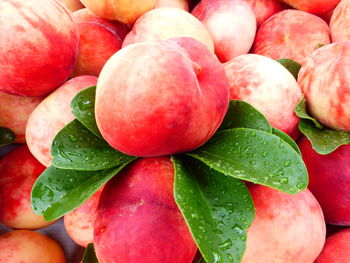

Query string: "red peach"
[122, 8, 214, 53]
[0, 230, 66, 263]
[299, 137, 350, 225]
[245, 0, 284, 26]
[96, 38, 229, 157]
[242, 185, 326, 263]
[26, 75, 97, 167]
[298, 41, 350, 132]
[253, 9, 330, 65]
[0, 92, 42, 143]
[278, 0, 340, 15]
[330, 0, 350, 42]
[0, 0, 79, 97]
[59, 0, 84, 11]
[72, 9, 129, 77]
[224, 54, 302, 138]
[94, 157, 197, 263]
[155, 0, 189, 10]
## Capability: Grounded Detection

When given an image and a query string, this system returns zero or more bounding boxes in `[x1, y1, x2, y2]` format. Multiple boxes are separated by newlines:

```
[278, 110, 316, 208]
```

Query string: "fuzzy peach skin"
[26, 75, 97, 167]
[80, 0, 158, 24]
[192, 0, 256, 62]
[72, 9, 129, 77]
[155, 0, 189, 10]
[298, 42, 350, 131]
[0, 92, 42, 143]
[245, 0, 283, 26]
[0, 146, 53, 229]
[330, 0, 350, 42]
[299, 137, 350, 225]
[96, 38, 229, 157]
[59, 0, 84, 11]
[278, 0, 340, 15]
[224, 54, 302, 138]
[64, 187, 103, 247]
[242, 185, 326, 263]
[94, 157, 197, 263]
[0, 230, 66, 263]
[122, 8, 214, 52]
[253, 10, 330, 65]
[0, 0, 79, 97]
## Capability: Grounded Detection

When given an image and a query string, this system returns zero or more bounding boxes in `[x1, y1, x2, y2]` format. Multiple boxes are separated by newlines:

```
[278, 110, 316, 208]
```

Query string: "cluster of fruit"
[1, 0, 350, 262]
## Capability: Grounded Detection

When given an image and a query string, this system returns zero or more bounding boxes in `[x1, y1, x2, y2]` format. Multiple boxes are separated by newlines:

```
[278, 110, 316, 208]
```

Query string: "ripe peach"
[94, 157, 197, 263]
[59, 0, 84, 11]
[122, 8, 214, 52]
[72, 9, 129, 77]
[0, 230, 66, 263]
[278, 0, 340, 15]
[298, 41, 350, 132]
[299, 137, 350, 225]
[155, 0, 189, 10]
[96, 38, 229, 157]
[253, 10, 330, 65]
[0, 0, 79, 97]
[0, 92, 42, 143]
[242, 185, 326, 263]
[330, 0, 350, 42]
[192, 0, 256, 62]
[224, 54, 302, 138]
[245, 0, 284, 26]
[26, 75, 98, 167]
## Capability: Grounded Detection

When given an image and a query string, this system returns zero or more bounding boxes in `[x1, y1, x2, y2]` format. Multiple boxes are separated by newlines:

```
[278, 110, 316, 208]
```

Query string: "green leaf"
[0, 127, 16, 146]
[71, 86, 102, 138]
[219, 100, 271, 133]
[82, 244, 99, 263]
[187, 128, 308, 194]
[294, 97, 323, 129]
[299, 119, 350, 155]
[272, 128, 301, 156]
[51, 120, 134, 171]
[276, 59, 302, 80]
[31, 161, 134, 221]
[173, 156, 254, 263]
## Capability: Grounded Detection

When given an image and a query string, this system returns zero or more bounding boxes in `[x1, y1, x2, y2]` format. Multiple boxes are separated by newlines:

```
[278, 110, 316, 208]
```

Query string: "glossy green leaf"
[71, 86, 102, 138]
[187, 128, 308, 194]
[0, 127, 16, 146]
[219, 100, 271, 133]
[31, 161, 134, 221]
[299, 119, 350, 155]
[276, 58, 302, 80]
[294, 97, 323, 129]
[272, 128, 301, 156]
[82, 244, 99, 263]
[173, 156, 254, 263]
[51, 120, 134, 171]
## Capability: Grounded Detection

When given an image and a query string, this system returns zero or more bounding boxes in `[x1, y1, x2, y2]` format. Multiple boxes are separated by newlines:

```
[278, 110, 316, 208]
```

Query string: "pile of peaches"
[1, 0, 350, 262]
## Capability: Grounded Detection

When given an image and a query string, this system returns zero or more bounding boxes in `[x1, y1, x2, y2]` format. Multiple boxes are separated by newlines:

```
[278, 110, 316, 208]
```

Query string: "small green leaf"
[187, 128, 308, 194]
[197, 258, 206, 263]
[219, 100, 272, 133]
[51, 120, 134, 171]
[294, 97, 323, 129]
[299, 119, 350, 155]
[0, 127, 16, 146]
[173, 156, 254, 263]
[31, 161, 134, 221]
[272, 128, 301, 156]
[82, 244, 99, 263]
[276, 59, 302, 80]
[71, 86, 102, 138]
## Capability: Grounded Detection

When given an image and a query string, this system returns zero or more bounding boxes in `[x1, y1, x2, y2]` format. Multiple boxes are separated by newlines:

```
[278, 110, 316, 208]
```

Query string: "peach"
[0, 146, 53, 229]
[94, 157, 197, 263]
[96, 38, 229, 157]
[242, 185, 326, 262]
[330, 0, 350, 42]
[224, 54, 302, 138]
[0, 0, 79, 97]
[59, 0, 84, 11]
[315, 228, 350, 262]
[155, 0, 189, 10]
[80, 0, 158, 24]
[26, 75, 97, 167]
[0, 230, 66, 263]
[298, 42, 350, 132]
[122, 8, 214, 52]
[278, 0, 340, 15]
[0, 92, 42, 143]
[192, 0, 256, 62]
[64, 187, 103, 247]
[245, 0, 284, 26]
[253, 10, 330, 65]
[299, 137, 350, 225]
[72, 9, 129, 77]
